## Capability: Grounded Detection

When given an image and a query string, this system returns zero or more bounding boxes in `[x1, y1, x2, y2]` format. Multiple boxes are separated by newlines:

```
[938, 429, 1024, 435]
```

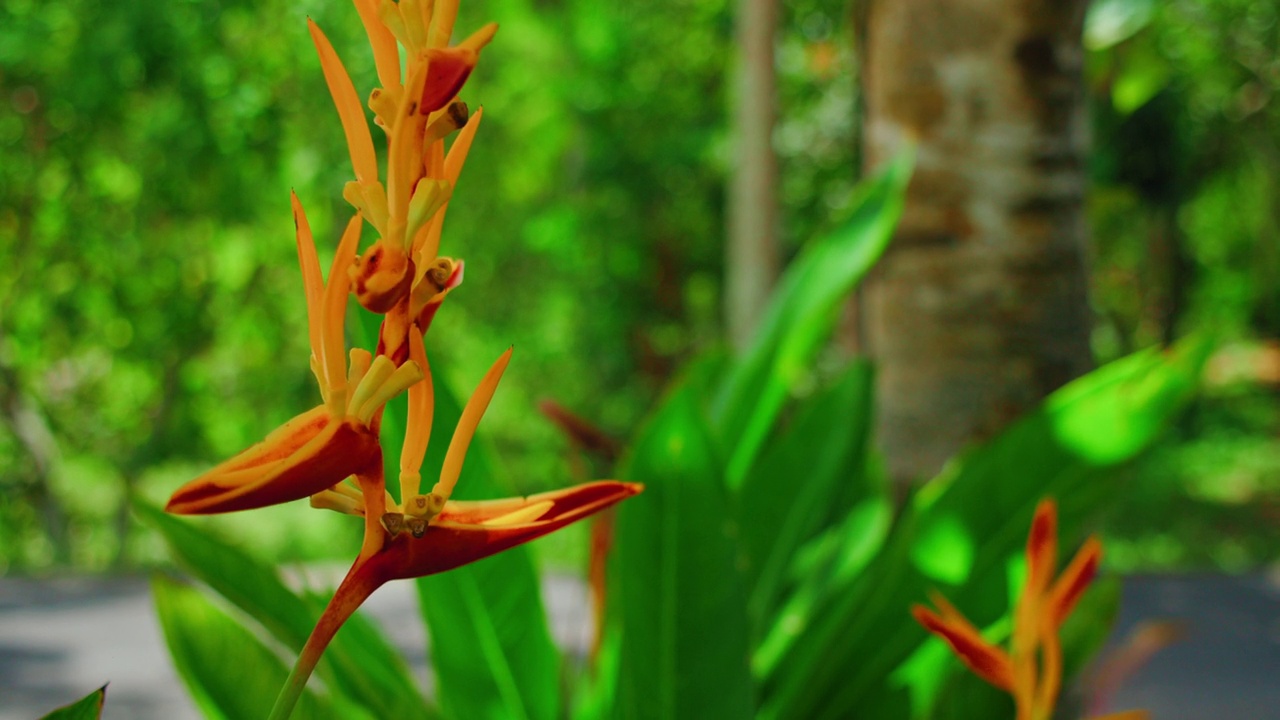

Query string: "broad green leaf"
[752, 496, 892, 677]
[760, 338, 1209, 719]
[608, 381, 753, 720]
[152, 576, 341, 720]
[418, 555, 561, 720]
[714, 150, 912, 486]
[137, 503, 429, 718]
[38, 686, 106, 720]
[737, 361, 877, 629]
[413, 350, 562, 720]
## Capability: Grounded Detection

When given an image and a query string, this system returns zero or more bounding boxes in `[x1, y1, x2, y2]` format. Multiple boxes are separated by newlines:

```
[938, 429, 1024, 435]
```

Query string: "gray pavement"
[1104, 573, 1280, 719]
[0, 572, 1277, 718]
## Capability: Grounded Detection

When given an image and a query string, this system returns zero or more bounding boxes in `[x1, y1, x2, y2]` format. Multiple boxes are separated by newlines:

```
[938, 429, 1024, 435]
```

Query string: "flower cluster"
[164, 1, 639, 716]
[913, 500, 1147, 720]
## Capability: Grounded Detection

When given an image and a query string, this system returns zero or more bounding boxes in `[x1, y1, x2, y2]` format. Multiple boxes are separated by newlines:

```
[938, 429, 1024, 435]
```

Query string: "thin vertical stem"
[267, 561, 382, 720]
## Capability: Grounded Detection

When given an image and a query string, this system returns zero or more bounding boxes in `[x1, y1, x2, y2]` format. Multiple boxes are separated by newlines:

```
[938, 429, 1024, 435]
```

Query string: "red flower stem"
[267, 560, 383, 720]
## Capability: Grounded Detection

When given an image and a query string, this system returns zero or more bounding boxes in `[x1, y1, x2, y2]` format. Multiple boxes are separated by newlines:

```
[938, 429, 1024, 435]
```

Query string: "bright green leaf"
[151, 576, 342, 720]
[909, 513, 975, 586]
[37, 686, 107, 720]
[715, 150, 912, 487]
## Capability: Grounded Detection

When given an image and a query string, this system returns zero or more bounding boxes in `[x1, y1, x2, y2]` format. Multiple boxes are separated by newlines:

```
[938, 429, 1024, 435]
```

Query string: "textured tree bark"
[858, 0, 1095, 484]
[726, 0, 780, 351]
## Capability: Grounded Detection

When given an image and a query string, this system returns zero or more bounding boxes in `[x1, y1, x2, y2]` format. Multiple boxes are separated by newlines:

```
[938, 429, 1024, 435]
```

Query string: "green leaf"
[715, 150, 912, 487]
[136, 503, 429, 718]
[151, 576, 342, 720]
[737, 361, 877, 629]
[571, 627, 622, 720]
[752, 496, 893, 678]
[608, 380, 753, 720]
[759, 338, 1209, 719]
[38, 686, 107, 720]
[418, 555, 561, 720]
[413, 352, 562, 720]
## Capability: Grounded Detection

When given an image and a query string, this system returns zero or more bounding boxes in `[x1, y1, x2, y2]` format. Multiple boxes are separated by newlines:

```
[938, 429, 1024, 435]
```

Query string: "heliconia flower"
[270, 333, 640, 720]
[176, 5, 644, 718]
[165, 198, 423, 515]
[911, 499, 1144, 720]
[308, 1, 496, 317]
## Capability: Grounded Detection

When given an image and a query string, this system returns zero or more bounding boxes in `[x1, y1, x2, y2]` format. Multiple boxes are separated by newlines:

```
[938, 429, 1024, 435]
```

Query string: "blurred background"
[0, 0, 1277, 580]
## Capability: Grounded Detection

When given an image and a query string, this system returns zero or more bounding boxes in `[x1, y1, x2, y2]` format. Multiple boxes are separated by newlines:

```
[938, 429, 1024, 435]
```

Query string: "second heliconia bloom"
[912, 500, 1145, 720]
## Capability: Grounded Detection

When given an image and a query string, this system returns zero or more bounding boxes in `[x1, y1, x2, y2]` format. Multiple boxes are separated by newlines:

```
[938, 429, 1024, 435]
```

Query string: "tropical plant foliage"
[138, 153, 1204, 718]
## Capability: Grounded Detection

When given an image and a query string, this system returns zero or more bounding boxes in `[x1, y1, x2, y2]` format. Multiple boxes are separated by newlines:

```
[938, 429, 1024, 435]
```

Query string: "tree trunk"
[726, 0, 780, 351]
[858, 0, 1095, 484]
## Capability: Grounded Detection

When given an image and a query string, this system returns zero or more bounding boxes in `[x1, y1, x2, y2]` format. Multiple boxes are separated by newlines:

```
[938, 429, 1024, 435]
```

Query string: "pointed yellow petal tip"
[479, 500, 555, 527]
[462, 22, 499, 51]
[912, 601, 1016, 692]
[308, 18, 378, 185]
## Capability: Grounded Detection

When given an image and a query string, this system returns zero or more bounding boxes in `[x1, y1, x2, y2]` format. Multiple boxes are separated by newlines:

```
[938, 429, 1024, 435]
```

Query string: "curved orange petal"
[1025, 499, 1058, 597]
[308, 20, 378, 185]
[1049, 535, 1103, 627]
[368, 481, 642, 580]
[275, 481, 639, 718]
[166, 412, 380, 514]
[912, 603, 1016, 692]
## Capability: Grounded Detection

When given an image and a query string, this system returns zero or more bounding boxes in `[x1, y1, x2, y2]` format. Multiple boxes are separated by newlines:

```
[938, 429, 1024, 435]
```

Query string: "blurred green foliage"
[139, 158, 1205, 718]
[0, 0, 856, 571]
[1084, 0, 1280, 568]
[0, 0, 1276, 574]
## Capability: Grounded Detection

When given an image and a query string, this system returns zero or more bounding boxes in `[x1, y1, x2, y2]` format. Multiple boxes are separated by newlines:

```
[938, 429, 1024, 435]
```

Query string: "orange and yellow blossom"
[912, 500, 1147, 720]
[164, 2, 640, 718]
[308, 0, 492, 330]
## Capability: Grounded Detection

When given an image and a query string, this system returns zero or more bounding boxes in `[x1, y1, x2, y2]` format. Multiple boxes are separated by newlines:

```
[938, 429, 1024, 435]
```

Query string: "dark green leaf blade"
[737, 361, 878, 630]
[151, 576, 343, 720]
[37, 686, 107, 720]
[715, 150, 912, 486]
[418, 554, 561, 720]
[608, 381, 754, 720]
[136, 503, 428, 718]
